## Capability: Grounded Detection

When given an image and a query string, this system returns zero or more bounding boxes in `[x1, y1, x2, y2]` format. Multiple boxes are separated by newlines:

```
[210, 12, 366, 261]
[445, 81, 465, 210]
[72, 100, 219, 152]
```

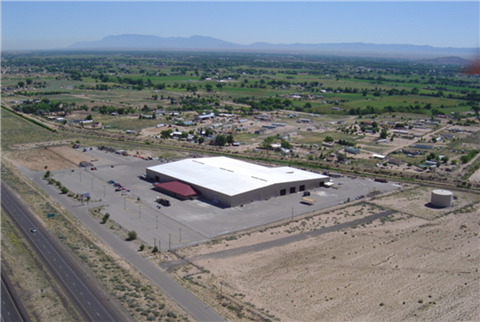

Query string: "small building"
[393, 129, 409, 135]
[372, 154, 386, 159]
[344, 147, 360, 155]
[195, 113, 215, 122]
[297, 118, 311, 123]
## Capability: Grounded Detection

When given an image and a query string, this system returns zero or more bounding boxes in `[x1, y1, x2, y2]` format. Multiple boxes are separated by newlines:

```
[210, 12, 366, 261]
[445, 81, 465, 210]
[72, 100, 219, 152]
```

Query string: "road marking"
[88, 301, 91, 306]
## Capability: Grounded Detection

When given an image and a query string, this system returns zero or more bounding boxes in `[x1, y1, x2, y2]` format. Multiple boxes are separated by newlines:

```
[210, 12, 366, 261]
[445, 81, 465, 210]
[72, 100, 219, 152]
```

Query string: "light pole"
[103, 185, 105, 197]
[91, 178, 93, 190]
[156, 215, 158, 229]
[138, 205, 141, 218]
[124, 197, 126, 209]
[179, 228, 182, 242]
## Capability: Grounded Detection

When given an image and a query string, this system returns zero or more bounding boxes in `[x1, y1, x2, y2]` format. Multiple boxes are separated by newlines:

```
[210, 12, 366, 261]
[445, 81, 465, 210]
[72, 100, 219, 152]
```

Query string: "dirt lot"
[3, 143, 90, 171]
[175, 187, 480, 322]
[4, 142, 479, 322]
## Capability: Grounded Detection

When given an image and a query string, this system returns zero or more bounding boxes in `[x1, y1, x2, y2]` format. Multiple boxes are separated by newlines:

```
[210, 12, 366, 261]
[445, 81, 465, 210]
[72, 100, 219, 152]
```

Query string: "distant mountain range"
[68, 34, 478, 60]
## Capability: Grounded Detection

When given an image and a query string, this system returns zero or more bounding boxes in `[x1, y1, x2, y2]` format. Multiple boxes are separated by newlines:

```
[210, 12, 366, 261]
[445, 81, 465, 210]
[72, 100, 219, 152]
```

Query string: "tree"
[60, 186, 69, 194]
[214, 134, 227, 147]
[379, 128, 388, 139]
[226, 134, 234, 145]
[161, 129, 172, 139]
[324, 136, 334, 143]
[101, 213, 110, 224]
[44, 171, 51, 178]
[17, 81, 25, 88]
[127, 230, 137, 241]
[261, 136, 275, 149]
[281, 140, 292, 149]
[337, 153, 347, 162]
[85, 114, 93, 121]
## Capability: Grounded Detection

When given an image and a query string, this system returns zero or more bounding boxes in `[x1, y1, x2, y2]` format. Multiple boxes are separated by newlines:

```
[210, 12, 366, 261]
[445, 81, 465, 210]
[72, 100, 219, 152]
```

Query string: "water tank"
[430, 190, 453, 208]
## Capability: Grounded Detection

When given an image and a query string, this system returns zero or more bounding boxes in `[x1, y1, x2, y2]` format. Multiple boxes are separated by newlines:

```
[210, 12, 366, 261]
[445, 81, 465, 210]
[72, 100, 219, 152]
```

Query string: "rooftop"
[147, 156, 328, 196]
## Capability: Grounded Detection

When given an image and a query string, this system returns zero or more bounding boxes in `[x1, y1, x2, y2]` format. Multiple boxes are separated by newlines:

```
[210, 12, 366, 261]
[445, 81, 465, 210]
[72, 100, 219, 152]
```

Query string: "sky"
[1, 1, 479, 51]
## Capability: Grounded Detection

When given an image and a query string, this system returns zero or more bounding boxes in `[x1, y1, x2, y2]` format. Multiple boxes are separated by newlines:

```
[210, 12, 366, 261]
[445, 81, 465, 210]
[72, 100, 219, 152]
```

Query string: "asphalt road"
[5, 178, 226, 322]
[1, 273, 29, 322]
[1, 183, 130, 322]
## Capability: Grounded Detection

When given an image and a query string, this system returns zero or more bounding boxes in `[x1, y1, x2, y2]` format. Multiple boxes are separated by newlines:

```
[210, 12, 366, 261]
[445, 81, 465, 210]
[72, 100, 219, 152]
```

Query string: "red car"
[115, 187, 126, 191]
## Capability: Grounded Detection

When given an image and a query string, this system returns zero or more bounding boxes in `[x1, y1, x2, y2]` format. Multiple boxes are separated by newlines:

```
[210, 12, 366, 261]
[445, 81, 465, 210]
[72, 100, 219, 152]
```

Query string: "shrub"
[127, 230, 137, 241]
[139, 244, 145, 251]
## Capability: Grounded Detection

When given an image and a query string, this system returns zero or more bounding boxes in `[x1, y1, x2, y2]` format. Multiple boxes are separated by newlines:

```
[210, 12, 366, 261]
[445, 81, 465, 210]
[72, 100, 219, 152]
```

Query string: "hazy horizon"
[2, 1, 479, 51]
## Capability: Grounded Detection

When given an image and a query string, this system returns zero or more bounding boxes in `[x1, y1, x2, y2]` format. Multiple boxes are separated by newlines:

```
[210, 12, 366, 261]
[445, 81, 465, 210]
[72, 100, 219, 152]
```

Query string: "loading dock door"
[290, 187, 296, 194]
[280, 189, 286, 196]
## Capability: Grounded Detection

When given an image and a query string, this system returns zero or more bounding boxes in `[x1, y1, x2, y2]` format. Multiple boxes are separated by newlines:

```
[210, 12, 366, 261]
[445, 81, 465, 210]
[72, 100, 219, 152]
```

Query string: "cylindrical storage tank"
[430, 189, 453, 208]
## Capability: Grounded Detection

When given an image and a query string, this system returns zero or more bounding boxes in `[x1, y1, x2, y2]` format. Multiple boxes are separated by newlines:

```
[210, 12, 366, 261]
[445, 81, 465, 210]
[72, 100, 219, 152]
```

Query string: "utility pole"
[156, 215, 158, 229]
[124, 197, 126, 209]
[138, 205, 141, 218]
[179, 228, 182, 242]
[168, 233, 171, 251]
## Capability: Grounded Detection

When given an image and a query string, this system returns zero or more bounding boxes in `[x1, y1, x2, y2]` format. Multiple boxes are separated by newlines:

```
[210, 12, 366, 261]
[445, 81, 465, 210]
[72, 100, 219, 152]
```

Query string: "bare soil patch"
[3, 145, 89, 171]
[175, 190, 480, 322]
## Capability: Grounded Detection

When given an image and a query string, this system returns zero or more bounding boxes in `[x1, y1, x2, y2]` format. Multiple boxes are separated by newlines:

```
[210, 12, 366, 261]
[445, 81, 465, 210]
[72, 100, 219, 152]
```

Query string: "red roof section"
[153, 181, 197, 197]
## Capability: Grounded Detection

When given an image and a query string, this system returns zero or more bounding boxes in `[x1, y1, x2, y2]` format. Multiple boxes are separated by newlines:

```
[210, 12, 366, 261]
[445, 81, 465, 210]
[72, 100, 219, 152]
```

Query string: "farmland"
[2, 50, 480, 322]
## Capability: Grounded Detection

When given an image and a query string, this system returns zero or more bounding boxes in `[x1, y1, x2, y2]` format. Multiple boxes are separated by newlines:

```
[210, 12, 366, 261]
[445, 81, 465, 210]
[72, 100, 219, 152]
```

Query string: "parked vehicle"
[303, 191, 311, 196]
[155, 197, 171, 207]
[115, 187, 126, 191]
[107, 180, 115, 184]
[113, 183, 122, 187]
[301, 197, 316, 205]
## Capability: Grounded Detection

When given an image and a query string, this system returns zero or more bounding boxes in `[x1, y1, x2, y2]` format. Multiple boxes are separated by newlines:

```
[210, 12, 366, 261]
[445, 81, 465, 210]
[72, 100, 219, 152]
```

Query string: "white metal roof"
[147, 156, 328, 196]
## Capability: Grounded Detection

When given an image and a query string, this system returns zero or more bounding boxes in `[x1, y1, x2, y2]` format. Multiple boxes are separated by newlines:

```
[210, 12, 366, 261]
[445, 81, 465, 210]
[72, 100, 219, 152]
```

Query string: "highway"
[1, 272, 29, 322]
[2, 179, 226, 322]
[1, 183, 130, 322]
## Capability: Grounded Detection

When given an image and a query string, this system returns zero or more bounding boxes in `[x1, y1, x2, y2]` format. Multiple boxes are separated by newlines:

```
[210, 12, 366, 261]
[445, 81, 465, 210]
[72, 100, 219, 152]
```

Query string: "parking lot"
[39, 147, 401, 250]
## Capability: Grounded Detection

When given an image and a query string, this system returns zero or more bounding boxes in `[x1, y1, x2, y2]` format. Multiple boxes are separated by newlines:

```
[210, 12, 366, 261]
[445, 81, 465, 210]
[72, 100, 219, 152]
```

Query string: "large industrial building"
[146, 156, 329, 207]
